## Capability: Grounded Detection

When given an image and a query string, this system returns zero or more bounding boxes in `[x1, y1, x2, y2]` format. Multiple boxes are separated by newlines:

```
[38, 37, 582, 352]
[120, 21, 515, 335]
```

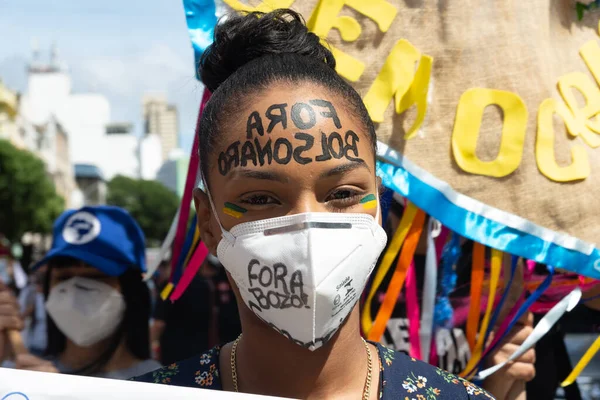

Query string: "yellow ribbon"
[561, 334, 600, 387]
[361, 202, 418, 336]
[160, 282, 174, 301]
[460, 248, 503, 377]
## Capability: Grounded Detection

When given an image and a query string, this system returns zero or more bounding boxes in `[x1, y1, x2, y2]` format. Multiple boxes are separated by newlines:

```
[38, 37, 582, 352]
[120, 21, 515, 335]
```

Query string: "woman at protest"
[0, 206, 161, 379]
[371, 195, 535, 399]
[134, 9, 492, 399]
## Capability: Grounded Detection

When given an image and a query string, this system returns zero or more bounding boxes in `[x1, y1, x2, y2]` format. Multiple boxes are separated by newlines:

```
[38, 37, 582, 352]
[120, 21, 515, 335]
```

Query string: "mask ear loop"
[199, 168, 236, 244]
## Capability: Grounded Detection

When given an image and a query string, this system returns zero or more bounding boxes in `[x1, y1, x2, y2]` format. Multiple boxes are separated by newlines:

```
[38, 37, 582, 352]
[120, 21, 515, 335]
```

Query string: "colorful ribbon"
[485, 255, 519, 345]
[161, 215, 198, 300]
[168, 89, 210, 282]
[561, 334, 600, 387]
[475, 287, 582, 380]
[419, 218, 440, 362]
[466, 242, 485, 350]
[183, 0, 218, 80]
[460, 248, 502, 377]
[361, 202, 418, 335]
[368, 209, 426, 342]
[434, 233, 461, 328]
[475, 265, 555, 375]
[170, 242, 210, 301]
[405, 260, 421, 359]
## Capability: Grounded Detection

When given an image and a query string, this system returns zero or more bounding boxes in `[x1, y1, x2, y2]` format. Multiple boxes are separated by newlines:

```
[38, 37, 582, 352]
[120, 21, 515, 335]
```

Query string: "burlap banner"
[216, 0, 600, 277]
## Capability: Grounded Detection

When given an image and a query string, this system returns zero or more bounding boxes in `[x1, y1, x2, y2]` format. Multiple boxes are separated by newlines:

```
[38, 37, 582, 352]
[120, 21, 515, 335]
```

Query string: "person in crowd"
[151, 254, 240, 365]
[0, 205, 161, 379]
[134, 9, 492, 399]
[371, 195, 536, 399]
[208, 254, 242, 345]
[18, 269, 47, 356]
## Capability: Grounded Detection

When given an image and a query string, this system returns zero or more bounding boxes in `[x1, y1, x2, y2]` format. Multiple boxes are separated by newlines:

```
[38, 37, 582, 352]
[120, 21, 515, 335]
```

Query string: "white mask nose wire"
[201, 173, 236, 243]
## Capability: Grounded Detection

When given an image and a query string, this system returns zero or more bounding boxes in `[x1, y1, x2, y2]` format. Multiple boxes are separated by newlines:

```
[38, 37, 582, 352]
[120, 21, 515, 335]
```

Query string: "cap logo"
[63, 211, 101, 245]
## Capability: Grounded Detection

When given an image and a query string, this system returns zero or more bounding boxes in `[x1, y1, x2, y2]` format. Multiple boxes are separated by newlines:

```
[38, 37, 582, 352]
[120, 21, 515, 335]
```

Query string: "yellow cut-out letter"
[557, 72, 600, 148]
[451, 88, 528, 178]
[222, 0, 295, 13]
[363, 39, 421, 123]
[580, 40, 600, 86]
[396, 55, 433, 140]
[307, 0, 398, 82]
[536, 98, 590, 182]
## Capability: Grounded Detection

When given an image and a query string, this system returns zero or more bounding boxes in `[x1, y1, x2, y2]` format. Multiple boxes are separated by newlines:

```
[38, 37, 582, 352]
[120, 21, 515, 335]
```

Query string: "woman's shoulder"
[376, 343, 495, 399]
[131, 346, 222, 390]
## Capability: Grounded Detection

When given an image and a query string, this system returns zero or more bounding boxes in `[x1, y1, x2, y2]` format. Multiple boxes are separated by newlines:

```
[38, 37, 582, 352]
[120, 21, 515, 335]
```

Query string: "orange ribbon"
[466, 242, 485, 350]
[368, 209, 426, 342]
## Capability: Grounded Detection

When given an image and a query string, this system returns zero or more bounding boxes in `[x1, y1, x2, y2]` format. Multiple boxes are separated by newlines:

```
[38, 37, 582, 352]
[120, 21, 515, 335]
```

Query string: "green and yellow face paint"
[223, 202, 247, 219]
[360, 194, 377, 210]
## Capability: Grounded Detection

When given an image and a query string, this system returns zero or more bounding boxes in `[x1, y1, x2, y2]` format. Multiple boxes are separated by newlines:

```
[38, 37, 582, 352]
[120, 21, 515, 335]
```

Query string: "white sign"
[0, 368, 292, 400]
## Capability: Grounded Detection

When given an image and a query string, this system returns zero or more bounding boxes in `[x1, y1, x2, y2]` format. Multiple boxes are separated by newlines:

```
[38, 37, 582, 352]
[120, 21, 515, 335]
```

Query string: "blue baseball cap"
[32, 206, 147, 276]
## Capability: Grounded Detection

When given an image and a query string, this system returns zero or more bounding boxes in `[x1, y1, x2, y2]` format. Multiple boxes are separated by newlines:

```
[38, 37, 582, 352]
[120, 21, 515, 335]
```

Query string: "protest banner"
[197, 0, 600, 278]
[0, 368, 291, 400]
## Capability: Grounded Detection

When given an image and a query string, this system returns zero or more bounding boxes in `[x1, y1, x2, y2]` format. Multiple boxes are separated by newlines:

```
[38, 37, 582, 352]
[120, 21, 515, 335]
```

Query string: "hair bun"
[200, 9, 336, 92]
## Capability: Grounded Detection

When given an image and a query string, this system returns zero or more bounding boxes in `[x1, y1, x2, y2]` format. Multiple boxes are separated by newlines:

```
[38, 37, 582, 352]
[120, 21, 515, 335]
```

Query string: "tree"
[0, 140, 64, 242]
[107, 175, 180, 246]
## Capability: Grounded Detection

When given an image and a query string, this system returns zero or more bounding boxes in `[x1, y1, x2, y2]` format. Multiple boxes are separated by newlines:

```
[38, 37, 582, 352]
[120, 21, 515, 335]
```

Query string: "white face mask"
[212, 196, 387, 350]
[45, 276, 126, 347]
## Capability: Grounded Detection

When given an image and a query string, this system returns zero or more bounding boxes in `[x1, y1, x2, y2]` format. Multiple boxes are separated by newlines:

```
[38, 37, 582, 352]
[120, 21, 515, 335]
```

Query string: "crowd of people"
[0, 206, 240, 379]
[0, 7, 597, 400]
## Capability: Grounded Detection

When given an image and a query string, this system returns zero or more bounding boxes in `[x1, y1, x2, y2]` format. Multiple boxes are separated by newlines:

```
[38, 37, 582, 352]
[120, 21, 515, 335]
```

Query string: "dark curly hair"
[198, 9, 377, 183]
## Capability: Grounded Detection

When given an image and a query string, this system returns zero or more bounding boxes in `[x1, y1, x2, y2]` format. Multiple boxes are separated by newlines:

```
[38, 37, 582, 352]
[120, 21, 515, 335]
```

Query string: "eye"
[325, 188, 363, 211]
[327, 189, 358, 201]
[239, 193, 281, 206]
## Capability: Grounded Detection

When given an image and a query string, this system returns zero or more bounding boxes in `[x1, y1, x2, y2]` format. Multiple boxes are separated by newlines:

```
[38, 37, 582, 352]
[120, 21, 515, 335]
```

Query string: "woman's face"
[196, 83, 379, 254]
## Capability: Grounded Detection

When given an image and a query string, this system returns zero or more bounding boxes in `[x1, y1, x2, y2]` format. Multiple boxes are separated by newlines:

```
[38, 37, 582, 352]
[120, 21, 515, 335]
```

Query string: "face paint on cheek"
[223, 202, 247, 219]
[360, 194, 377, 210]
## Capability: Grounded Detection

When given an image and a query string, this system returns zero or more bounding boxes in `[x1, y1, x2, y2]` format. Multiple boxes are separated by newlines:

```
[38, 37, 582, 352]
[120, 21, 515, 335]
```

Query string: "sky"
[0, 0, 204, 153]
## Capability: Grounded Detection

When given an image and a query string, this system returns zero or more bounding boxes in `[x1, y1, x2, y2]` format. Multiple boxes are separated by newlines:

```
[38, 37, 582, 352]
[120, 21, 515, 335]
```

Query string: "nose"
[287, 192, 328, 215]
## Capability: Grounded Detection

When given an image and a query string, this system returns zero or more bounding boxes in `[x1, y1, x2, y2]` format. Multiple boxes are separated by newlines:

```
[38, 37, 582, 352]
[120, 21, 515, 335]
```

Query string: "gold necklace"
[230, 334, 373, 399]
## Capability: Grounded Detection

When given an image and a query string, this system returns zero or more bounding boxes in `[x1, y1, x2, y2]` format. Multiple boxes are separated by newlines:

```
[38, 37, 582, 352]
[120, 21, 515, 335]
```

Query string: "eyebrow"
[231, 168, 290, 183]
[319, 160, 370, 179]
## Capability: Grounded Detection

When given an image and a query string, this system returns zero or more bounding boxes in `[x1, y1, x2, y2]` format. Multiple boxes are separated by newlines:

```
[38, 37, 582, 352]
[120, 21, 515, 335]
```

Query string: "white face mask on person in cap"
[45, 276, 126, 347]
[207, 188, 388, 351]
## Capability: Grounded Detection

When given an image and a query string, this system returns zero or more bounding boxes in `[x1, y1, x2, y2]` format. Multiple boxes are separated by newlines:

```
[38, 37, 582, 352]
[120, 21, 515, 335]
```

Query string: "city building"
[0, 80, 20, 147]
[73, 164, 106, 206]
[156, 148, 189, 198]
[34, 116, 76, 207]
[139, 133, 163, 180]
[18, 44, 148, 185]
[103, 122, 139, 180]
[143, 94, 179, 162]
[0, 77, 76, 208]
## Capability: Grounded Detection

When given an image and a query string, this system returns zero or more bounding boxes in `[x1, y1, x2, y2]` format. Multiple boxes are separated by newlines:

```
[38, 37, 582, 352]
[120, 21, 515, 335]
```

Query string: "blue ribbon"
[477, 265, 555, 373]
[183, 0, 218, 80]
[375, 160, 600, 280]
[484, 255, 518, 345]
[434, 232, 462, 328]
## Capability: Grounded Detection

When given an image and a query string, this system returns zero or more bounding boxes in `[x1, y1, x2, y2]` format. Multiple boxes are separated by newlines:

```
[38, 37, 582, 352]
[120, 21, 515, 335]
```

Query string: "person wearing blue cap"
[0, 206, 161, 379]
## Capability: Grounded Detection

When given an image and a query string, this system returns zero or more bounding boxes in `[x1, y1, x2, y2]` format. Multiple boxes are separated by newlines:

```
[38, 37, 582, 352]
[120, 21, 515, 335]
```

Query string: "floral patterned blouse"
[133, 342, 494, 399]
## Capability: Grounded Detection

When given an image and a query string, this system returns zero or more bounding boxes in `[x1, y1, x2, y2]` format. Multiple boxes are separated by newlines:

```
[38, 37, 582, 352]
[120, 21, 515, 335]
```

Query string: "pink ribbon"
[170, 242, 210, 301]
[405, 260, 421, 359]
[169, 89, 211, 281]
